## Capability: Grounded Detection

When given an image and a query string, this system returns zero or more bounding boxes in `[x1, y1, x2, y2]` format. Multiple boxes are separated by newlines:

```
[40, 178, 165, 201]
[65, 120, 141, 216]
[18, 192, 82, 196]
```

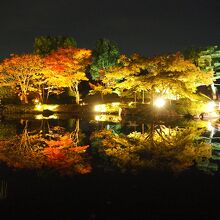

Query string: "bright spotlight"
[94, 105, 101, 112]
[154, 98, 165, 108]
[207, 101, 215, 112]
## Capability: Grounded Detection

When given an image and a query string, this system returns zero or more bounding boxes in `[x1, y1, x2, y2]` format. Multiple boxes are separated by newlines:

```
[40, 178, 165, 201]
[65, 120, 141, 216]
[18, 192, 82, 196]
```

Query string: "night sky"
[1, 0, 220, 58]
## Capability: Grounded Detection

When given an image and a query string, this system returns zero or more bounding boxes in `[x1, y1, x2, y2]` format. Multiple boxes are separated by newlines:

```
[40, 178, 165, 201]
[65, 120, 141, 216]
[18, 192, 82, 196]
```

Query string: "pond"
[0, 113, 219, 218]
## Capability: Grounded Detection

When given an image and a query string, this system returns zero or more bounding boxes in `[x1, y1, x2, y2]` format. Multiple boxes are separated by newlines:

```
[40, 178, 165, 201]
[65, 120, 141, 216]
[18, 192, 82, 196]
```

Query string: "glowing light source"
[206, 101, 215, 112]
[94, 104, 107, 112]
[35, 103, 43, 111]
[34, 98, 39, 103]
[95, 114, 121, 122]
[154, 98, 165, 108]
[35, 114, 58, 120]
[34, 104, 59, 111]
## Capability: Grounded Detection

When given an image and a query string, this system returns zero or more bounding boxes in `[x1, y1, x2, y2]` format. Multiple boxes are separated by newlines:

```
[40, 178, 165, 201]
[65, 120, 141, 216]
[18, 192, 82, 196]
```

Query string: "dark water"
[0, 114, 220, 219]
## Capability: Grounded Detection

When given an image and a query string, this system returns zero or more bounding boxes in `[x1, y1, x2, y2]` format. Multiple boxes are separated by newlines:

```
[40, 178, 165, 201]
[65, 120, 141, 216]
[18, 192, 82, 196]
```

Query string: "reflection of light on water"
[35, 114, 58, 120]
[95, 114, 121, 122]
[35, 104, 59, 111]
[95, 115, 102, 121]
[0, 180, 7, 200]
[111, 102, 120, 107]
[94, 103, 121, 113]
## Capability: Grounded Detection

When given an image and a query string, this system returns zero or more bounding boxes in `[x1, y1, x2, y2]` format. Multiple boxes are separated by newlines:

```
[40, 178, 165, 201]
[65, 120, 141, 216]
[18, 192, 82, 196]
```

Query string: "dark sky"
[1, 0, 220, 58]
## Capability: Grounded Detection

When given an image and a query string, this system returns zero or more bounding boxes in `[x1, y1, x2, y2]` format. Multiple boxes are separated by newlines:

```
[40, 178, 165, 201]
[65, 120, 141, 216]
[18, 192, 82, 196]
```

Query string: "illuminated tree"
[90, 38, 120, 81]
[89, 54, 143, 101]
[33, 36, 77, 56]
[0, 54, 45, 104]
[111, 53, 213, 103]
[44, 48, 92, 104]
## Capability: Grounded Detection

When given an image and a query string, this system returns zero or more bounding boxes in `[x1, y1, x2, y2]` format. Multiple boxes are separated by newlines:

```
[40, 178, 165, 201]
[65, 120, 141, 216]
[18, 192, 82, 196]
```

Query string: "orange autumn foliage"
[44, 48, 92, 104]
[45, 137, 73, 148]
[43, 147, 65, 160]
[0, 138, 91, 176]
[70, 145, 89, 153]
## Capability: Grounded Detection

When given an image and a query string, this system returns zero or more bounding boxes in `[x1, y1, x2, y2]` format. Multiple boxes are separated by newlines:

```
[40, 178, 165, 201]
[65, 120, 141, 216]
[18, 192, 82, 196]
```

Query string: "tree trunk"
[46, 89, 50, 104]
[76, 91, 80, 105]
[20, 93, 28, 104]
[101, 93, 104, 102]
[134, 92, 137, 107]
[75, 83, 80, 105]
[142, 90, 145, 104]
[211, 83, 217, 100]
[24, 95, 28, 104]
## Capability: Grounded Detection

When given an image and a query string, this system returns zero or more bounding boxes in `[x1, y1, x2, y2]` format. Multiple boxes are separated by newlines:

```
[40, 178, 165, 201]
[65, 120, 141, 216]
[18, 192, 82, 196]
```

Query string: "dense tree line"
[0, 36, 216, 105]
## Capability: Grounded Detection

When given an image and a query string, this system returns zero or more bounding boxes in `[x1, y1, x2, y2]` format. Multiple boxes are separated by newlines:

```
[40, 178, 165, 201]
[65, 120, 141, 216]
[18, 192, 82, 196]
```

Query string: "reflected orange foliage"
[45, 136, 73, 148]
[0, 134, 91, 176]
[43, 147, 65, 159]
[70, 145, 89, 153]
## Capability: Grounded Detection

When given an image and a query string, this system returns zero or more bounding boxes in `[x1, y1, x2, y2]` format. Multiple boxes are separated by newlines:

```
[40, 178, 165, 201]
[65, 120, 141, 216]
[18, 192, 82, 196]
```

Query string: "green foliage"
[90, 38, 120, 80]
[33, 36, 77, 56]
[184, 45, 220, 79]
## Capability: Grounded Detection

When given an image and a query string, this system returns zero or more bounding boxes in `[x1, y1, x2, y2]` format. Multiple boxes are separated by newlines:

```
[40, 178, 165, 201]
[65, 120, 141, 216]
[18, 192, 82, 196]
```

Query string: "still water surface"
[0, 114, 219, 218]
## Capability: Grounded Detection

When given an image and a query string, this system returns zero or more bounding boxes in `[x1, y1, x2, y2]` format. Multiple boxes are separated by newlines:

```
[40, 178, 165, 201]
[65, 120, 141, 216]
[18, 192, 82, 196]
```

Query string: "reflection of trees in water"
[91, 122, 212, 173]
[0, 123, 17, 139]
[0, 179, 7, 200]
[70, 119, 79, 146]
[0, 119, 91, 176]
[19, 120, 33, 152]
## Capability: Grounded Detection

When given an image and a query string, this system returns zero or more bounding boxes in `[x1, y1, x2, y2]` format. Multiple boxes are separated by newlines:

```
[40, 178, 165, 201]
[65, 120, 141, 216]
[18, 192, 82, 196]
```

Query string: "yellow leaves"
[0, 54, 46, 101]
[91, 125, 212, 174]
[89, 83, 112, 95]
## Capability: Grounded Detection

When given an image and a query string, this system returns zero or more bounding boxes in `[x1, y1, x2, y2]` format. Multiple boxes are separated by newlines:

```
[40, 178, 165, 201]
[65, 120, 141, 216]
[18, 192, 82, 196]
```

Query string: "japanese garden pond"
[0, 113, 220, 218]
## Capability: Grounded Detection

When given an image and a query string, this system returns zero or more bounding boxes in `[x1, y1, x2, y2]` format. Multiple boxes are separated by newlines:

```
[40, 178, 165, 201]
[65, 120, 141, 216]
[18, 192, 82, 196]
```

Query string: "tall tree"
[90, 38, 120, 81]
[44, 48, 92, 104]
[33, 36, 77, 56]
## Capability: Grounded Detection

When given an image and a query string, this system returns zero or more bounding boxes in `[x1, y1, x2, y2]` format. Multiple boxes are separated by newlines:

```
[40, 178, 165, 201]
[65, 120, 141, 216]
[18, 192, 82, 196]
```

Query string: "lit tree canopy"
[44, 48, 92, 104]
[0, 54, 44, 104]
[89, 54, 143, 97]
[108, 53, 214, 101]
